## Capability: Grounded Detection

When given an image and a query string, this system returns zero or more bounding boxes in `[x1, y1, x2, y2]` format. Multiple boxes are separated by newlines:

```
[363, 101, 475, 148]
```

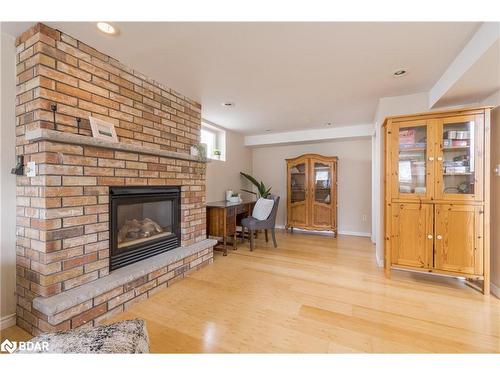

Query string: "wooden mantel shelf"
[25, 128, 205, 163]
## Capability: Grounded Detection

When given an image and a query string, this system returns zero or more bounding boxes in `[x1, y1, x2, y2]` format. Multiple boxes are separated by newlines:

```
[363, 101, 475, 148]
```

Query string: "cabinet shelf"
[399, 147, 426, 152]
[443, 146, 470, 151]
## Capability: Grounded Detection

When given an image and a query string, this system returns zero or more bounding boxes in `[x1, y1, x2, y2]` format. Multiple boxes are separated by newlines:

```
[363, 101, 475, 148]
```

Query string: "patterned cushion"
[16, 319, 149, 354]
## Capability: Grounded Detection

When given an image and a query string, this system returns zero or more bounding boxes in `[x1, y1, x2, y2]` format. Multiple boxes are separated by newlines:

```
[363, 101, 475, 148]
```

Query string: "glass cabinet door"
[310, 160, 334, 228]
[313, 162, 331, 204]
[290, 162, 307, 203]
[435, 115, 483, 201]
[392, 120, 433, 200]
[288, 160, 308, 226]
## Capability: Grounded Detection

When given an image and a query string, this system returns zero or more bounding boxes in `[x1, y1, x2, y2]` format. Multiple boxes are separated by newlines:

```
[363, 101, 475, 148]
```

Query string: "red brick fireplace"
[14, 23, 215, 335]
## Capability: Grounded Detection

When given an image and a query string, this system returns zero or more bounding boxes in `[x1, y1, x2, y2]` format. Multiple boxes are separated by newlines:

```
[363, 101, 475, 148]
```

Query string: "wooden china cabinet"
[286, 154, 338, 236]
[384, 107, 491, 294]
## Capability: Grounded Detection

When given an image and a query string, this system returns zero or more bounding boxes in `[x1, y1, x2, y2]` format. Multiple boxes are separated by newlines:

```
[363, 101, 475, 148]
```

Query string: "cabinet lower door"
[391, 203, 433, 268]
[434, 204, 483, 275]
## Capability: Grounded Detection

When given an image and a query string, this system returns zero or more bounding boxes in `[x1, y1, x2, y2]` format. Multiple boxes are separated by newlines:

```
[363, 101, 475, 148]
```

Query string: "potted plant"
[240, 172, 272, 198]
[213, 149, 222, 160]
[228, 192, 241, 203]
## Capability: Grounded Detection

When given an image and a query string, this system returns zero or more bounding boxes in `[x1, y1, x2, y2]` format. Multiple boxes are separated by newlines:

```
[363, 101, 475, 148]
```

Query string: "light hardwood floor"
[2, 231, 500, 353]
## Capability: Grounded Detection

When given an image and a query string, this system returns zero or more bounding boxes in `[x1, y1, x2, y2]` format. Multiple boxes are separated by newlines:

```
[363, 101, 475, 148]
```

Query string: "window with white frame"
[201, 121, 226, 161]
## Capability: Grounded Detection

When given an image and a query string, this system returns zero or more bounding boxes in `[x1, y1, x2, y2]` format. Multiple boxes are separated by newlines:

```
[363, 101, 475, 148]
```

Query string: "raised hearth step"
[33, 239, 217, 316]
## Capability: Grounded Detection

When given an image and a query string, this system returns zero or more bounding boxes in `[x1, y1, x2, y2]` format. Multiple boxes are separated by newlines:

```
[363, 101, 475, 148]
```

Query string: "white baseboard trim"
[375, 253, 384, 268]
[491, 282, 500, 299]
[338, 230, 372, 238]
[0, 313, 16, 330]
[275, 225, 371, 238]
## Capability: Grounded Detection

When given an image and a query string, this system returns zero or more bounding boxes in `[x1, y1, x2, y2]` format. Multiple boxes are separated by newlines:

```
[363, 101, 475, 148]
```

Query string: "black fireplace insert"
[109, 186, 181, 271]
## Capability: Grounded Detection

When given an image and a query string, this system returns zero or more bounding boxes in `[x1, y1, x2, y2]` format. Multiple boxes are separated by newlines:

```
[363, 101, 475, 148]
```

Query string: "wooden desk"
[206, 199, 256, 255]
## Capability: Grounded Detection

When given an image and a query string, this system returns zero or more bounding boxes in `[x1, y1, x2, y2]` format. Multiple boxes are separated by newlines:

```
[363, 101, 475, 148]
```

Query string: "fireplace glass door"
[110, 187, 180, 270]
[117, 200, 173, 249]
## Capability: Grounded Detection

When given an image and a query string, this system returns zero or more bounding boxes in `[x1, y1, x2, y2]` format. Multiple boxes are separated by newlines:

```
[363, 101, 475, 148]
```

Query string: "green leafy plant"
[240, 172, 272, 198]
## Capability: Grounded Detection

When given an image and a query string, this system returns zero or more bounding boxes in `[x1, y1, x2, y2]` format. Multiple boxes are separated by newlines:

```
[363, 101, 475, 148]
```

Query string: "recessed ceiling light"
[97, 22, 116, 35]
[221, 102, 235, 107]
[325, 122, 333, 126]
[393, 69, 408, 77]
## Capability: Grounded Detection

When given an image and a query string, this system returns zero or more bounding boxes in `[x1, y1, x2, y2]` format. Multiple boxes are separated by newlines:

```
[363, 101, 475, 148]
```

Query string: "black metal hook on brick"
[50, 103, 57, 129]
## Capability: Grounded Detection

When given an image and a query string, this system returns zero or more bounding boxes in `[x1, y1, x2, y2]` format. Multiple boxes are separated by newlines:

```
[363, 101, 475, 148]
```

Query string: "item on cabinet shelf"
[444, 130, 457, 139]
[453, 155, 470, 162]
[445, 166, 469, 174]
[399, 152, 424, 160]
[451, 140, 468, 147]
[399, 142, 426, 150]
[399, 129, 416, 144]
[399, 185, 412, 193]
[457, 182, 470, 194]
[384, 106, 491, 295]
[286, 154, 337, 237]
[444, 161, 469, 170]
[399, 161, 412, 182]
[455, 131, 470, 139]
[445, 130, 470, 140]
[225, 190, 234, 201]
[411, 161, 425, 176]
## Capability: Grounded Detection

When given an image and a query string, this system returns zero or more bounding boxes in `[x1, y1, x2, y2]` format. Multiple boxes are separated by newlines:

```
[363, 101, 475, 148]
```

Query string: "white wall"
[0, 31, 17, 325]
[252, 137, 372, 236]
[206, 128, 253, 202]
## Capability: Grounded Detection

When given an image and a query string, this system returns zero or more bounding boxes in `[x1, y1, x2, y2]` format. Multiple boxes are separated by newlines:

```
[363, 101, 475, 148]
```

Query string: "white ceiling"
[3, 22, 481, 134]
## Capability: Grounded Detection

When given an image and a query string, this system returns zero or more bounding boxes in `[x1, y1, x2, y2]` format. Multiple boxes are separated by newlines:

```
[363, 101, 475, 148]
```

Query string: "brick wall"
[14, 23, 208, 334]
[16, 23, 201, 152]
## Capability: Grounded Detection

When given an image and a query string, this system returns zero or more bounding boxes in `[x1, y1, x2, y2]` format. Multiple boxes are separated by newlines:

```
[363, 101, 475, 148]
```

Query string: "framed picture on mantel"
[89, 116, 119, 143]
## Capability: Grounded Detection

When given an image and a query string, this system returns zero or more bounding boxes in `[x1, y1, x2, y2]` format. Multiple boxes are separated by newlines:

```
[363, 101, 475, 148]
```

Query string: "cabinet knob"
[427, 234, 433, 240]
[436, 235, 443, 240]
[437, 156, 443, 161]
[428, 156, 434, 161]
